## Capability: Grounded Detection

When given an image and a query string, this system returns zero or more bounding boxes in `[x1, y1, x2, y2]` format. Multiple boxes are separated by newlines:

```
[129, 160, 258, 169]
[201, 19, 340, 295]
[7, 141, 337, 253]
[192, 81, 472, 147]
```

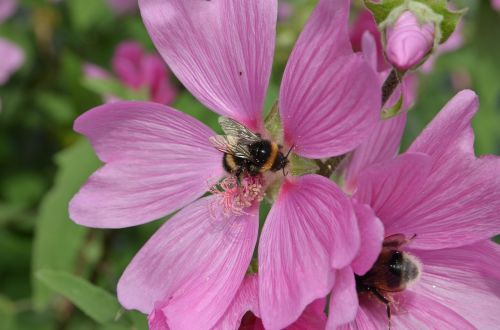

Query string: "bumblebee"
[355, 234, 421, 327]
[209, 117, 291, 178]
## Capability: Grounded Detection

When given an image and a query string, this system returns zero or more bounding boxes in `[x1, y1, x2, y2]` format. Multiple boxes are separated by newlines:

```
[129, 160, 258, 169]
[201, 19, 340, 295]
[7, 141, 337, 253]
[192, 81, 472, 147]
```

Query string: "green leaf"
[36, 270, 121, 324]
[288, 154, 319, 176]
[364, 0, 404, 24]
[82, 77, 149, 101]
[264, 101, 283, 143]
[127, 311, 149, 330]
[68, 0, 112, 32]
[32, 138, 101, 309]
[35, 92, 77, 126]
[381, 94, 404, 119]
[0, 295, 15, 330]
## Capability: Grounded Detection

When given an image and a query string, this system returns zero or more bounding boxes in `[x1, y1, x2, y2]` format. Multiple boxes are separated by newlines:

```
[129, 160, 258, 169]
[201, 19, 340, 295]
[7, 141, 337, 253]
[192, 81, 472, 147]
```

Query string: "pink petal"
[398, 90, 500, 248]
[112, 41, 144, 89]
[0, 0, 16, 23]
[148, 301, 170, 330]
[360, 31, 378, 72]
[280, 0, 380, 158]
[70, 101, 222, 228]
[327, 267, 358, 329]
[493, 0, 500, 11]
[350, 203, 384, 276]
[139, 0, 276, 130]
[390, 291, 474, 329]
[343, 113, 407, 193]
[106, 0, 137, 15]
[338, 297, 387, 330]
[350, 10, 388, 71]
[83, 63, 111, 80]
[111, 41, 177, 104]
[400, 73, 419, 110]
[214, 275, 260, 330]
[141, 54, 177, 104]
[344, 290, 474, 329]
[287, 299, 327, 330]
[354, 152, 433, 227]
[0, 38, 24, 85]
[215, 276, 327, 330]
[259, 174, 359, 329]
[117, 196, 258, 329]
[408, 90, 478, 162]
[411, 241, 500, 328]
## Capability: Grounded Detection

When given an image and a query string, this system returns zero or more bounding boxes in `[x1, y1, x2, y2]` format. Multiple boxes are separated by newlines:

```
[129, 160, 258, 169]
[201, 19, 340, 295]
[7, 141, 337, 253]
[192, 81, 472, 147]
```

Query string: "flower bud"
[385, 11, 435, 71]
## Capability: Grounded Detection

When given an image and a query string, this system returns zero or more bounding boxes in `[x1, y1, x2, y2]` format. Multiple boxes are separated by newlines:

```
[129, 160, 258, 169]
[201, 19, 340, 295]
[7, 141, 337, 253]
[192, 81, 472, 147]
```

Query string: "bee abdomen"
[259, 142, 279, 172]
[223, 153, 237, 173]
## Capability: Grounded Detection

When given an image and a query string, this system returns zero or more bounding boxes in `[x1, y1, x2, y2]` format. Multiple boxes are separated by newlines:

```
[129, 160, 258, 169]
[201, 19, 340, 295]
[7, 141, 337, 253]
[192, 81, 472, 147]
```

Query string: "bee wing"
[209, 135, 253, 159]
[218, 117, 261, 144]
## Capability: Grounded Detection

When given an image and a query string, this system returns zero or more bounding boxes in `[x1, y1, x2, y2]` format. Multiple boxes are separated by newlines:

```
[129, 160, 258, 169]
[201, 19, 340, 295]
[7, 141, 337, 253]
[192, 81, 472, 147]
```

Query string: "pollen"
[210, 175, 265, 217]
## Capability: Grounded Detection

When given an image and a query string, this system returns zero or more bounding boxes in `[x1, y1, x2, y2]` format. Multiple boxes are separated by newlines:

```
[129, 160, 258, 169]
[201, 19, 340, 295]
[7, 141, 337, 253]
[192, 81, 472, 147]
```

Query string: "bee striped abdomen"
[260, 142, 279, 172]
[223, 153, 237, 173]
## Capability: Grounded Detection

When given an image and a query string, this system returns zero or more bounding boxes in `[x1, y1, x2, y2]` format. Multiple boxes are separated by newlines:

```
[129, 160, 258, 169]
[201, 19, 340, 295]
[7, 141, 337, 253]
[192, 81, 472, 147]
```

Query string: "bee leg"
[231, 168, 242, 185]
[370, 288, 392, 329]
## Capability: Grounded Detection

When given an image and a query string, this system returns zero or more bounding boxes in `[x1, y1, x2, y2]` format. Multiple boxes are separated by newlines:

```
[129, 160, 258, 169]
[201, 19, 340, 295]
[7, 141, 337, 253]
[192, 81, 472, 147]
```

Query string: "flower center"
[209, 175, 265, 217]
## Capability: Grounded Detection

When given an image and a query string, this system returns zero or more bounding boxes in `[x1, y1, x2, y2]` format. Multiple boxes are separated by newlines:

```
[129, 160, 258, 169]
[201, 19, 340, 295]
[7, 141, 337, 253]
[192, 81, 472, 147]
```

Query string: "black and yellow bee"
[355, 234, 421, 326]
[209, 117, 291, 178]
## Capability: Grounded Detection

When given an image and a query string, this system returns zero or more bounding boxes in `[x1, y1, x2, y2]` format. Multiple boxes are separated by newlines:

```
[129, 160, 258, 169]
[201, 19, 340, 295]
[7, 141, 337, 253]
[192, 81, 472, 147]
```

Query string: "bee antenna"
[285, 144, 295, 159]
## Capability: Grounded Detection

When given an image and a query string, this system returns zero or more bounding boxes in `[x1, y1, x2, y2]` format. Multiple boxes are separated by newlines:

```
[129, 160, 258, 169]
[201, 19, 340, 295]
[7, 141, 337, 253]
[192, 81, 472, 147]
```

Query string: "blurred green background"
[0, 0, 498, 329]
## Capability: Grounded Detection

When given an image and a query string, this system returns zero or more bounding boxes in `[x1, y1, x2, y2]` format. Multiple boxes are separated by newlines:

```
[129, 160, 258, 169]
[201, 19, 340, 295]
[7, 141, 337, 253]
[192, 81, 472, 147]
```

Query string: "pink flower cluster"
[84, 41, 177, 104]
[0, 0, 24, 86]
[70, 0, 500, 329]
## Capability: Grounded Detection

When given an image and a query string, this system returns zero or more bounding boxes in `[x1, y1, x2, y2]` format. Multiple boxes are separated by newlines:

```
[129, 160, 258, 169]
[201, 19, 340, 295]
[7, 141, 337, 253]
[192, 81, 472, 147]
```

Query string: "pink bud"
[386, 11, 435, 71]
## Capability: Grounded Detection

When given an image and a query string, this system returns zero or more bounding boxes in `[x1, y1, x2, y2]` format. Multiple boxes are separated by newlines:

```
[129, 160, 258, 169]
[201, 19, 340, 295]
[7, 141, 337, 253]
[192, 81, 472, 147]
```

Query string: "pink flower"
[84, 41, 177, 104]
[70, 0, 380, 328]
[493, 0, 500, 11]
[0, 0, 16, 23]
[149, 275, 328, 329]
[278, 0, 293, 21]
[342, 32, 418, 192]
[0, 38, 24, 85]
[328, 90, 500, 328]
[386, 11, 435, 71]
[106, 0, 137, 15]
[0, 0, 23, 86]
